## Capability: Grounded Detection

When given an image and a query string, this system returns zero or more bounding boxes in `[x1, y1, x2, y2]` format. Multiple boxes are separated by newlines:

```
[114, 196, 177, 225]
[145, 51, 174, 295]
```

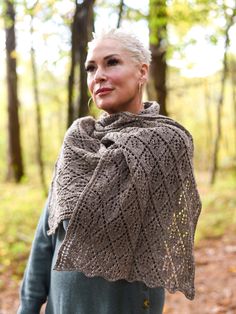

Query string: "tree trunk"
[67, 1, 77, 127]
[67, 0, 95, 127]
[231, 60, 236, 158]
[204, 78, 213, 164]
[210, 8, 236, 184]
[148, 0, 168, 116]
[67, 60, 76, 127]
[4, 0, 24, 182]
[117, 0, 124, 28]
[29, 11, 47, 195]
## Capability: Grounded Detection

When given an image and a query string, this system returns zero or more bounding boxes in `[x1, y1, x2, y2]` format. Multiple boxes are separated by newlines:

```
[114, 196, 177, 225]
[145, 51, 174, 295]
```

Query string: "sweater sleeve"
[17, 199, 55, 314]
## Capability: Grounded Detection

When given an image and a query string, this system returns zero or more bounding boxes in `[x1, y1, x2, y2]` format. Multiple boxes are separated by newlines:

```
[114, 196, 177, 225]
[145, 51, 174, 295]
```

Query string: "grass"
[0, 180, 46, 284]
[195, 169, 236, 242]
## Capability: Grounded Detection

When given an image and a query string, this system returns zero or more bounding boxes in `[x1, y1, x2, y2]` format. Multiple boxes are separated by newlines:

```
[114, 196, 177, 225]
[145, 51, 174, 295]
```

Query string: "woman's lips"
[95, 88, 113, 96]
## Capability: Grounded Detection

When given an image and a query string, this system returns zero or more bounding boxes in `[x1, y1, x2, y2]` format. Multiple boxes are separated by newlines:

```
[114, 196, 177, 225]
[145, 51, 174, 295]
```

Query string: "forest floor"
[164, 231, 236, 314]
[0, 231, 236, 314]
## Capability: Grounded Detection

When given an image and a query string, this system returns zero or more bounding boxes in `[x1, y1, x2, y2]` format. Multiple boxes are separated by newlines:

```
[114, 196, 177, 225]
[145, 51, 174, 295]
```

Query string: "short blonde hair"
[88, 28, 152, 66]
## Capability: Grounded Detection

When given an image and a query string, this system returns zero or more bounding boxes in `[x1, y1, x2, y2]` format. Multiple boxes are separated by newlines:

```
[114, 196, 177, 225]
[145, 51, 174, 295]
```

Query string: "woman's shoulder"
[65, 115, 96, 137]
[70, 115, 96, 129]
[128, 115, 194, 155]
[129, 114, 193, 144]
[154, 115, 193, 142]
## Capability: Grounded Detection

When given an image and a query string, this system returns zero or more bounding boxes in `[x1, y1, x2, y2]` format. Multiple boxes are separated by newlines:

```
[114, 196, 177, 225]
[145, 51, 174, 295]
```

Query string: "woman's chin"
[96, 102, 117, 114]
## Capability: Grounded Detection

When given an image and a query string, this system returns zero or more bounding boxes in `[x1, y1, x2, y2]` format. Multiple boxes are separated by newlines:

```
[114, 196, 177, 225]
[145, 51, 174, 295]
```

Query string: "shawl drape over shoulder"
[47, 102, 201, 300]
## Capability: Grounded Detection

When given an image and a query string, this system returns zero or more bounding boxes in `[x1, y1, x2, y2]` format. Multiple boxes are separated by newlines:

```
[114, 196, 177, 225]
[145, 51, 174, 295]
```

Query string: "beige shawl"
[47, 102, 201, 300]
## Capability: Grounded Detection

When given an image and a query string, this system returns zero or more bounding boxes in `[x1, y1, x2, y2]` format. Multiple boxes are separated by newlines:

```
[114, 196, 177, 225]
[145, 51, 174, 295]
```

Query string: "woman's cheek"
[87, 79, 93, 95]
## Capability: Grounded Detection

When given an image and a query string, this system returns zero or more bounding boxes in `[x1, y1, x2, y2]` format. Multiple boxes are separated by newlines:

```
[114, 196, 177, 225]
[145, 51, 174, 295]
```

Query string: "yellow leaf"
[10, 50, 17, 59]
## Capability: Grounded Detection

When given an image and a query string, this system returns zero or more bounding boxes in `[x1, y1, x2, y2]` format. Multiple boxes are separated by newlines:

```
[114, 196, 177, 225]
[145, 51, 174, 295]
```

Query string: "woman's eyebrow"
[104, 54, 120, 60]
[86, 54, 120, 65]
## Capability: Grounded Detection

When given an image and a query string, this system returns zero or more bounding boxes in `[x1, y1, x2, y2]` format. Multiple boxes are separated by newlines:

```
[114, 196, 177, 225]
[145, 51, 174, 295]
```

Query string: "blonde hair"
[88, 28, 152, 66]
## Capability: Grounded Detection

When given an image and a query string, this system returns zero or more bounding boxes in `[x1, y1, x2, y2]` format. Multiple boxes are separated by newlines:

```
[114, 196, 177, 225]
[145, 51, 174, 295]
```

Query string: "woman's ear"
[139, 63, 149, 84]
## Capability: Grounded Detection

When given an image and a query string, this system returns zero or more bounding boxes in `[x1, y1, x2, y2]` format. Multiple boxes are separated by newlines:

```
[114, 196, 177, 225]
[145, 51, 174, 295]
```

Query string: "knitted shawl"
[47, 102, 201, 300]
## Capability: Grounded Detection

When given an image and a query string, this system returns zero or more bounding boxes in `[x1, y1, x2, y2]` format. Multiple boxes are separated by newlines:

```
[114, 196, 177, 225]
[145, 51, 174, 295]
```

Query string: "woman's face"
[85, 39, 148, 114]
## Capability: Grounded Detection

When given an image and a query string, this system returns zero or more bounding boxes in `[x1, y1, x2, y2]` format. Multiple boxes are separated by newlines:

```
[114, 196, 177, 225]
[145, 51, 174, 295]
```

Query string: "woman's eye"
[85, 64, 96, 73]
[107, 58, 119, 66]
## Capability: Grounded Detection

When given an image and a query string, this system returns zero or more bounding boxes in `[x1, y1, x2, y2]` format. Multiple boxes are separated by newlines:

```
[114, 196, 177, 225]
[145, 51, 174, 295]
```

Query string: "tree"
[148, 0, 168, 116]
[67, 0, 95, 127]
[117, 0, 124, 28]
[167, 0, 236, 180]
[4, 0, 24, 182]
[210, 3, 236, 184]
[231, 58, 236, 157]
[28, 1, 47, 194]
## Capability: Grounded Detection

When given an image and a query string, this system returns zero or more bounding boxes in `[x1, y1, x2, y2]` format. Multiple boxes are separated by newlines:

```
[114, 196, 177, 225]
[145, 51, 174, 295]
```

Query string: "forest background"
[0, 0, 236, 313]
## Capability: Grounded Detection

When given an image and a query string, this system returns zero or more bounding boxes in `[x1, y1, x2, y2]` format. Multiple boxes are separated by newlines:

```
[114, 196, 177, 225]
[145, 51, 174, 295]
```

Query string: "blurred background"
[0, 0, 236, 313]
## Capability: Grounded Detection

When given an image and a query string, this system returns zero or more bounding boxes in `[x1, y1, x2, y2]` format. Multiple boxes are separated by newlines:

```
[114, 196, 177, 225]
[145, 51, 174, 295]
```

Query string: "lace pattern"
[47, 102, 201, 300]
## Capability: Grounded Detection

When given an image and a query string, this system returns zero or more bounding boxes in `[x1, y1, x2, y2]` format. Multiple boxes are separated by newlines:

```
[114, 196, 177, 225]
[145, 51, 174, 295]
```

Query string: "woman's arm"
[17, 199, 55, 314]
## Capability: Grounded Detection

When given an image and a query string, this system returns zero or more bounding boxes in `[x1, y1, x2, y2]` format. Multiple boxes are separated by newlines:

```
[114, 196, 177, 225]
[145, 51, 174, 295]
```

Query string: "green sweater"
[17, 201, 165, 314]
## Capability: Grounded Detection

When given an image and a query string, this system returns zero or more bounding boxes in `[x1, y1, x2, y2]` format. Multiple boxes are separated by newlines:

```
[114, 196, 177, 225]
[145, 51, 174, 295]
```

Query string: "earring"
[88, 97, 93, 111]
[138, 82, 143, 100]
[138, 82, 142, 94]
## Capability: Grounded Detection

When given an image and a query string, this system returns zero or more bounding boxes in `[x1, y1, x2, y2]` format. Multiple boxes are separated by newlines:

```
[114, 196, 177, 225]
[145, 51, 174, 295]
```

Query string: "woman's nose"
[94, 67, 107, 82]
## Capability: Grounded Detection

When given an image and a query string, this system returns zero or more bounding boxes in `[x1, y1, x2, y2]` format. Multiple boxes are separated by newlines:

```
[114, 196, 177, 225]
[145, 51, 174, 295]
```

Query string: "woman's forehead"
[86, 39, 127, 62]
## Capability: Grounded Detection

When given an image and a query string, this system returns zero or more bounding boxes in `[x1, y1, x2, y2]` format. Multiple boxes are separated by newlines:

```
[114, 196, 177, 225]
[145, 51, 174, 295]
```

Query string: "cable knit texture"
[47, 102, 201, 300]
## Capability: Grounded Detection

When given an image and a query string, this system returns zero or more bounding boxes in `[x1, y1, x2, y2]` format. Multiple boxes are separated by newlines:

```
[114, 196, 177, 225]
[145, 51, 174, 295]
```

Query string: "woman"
[18, 28, 201, 314]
